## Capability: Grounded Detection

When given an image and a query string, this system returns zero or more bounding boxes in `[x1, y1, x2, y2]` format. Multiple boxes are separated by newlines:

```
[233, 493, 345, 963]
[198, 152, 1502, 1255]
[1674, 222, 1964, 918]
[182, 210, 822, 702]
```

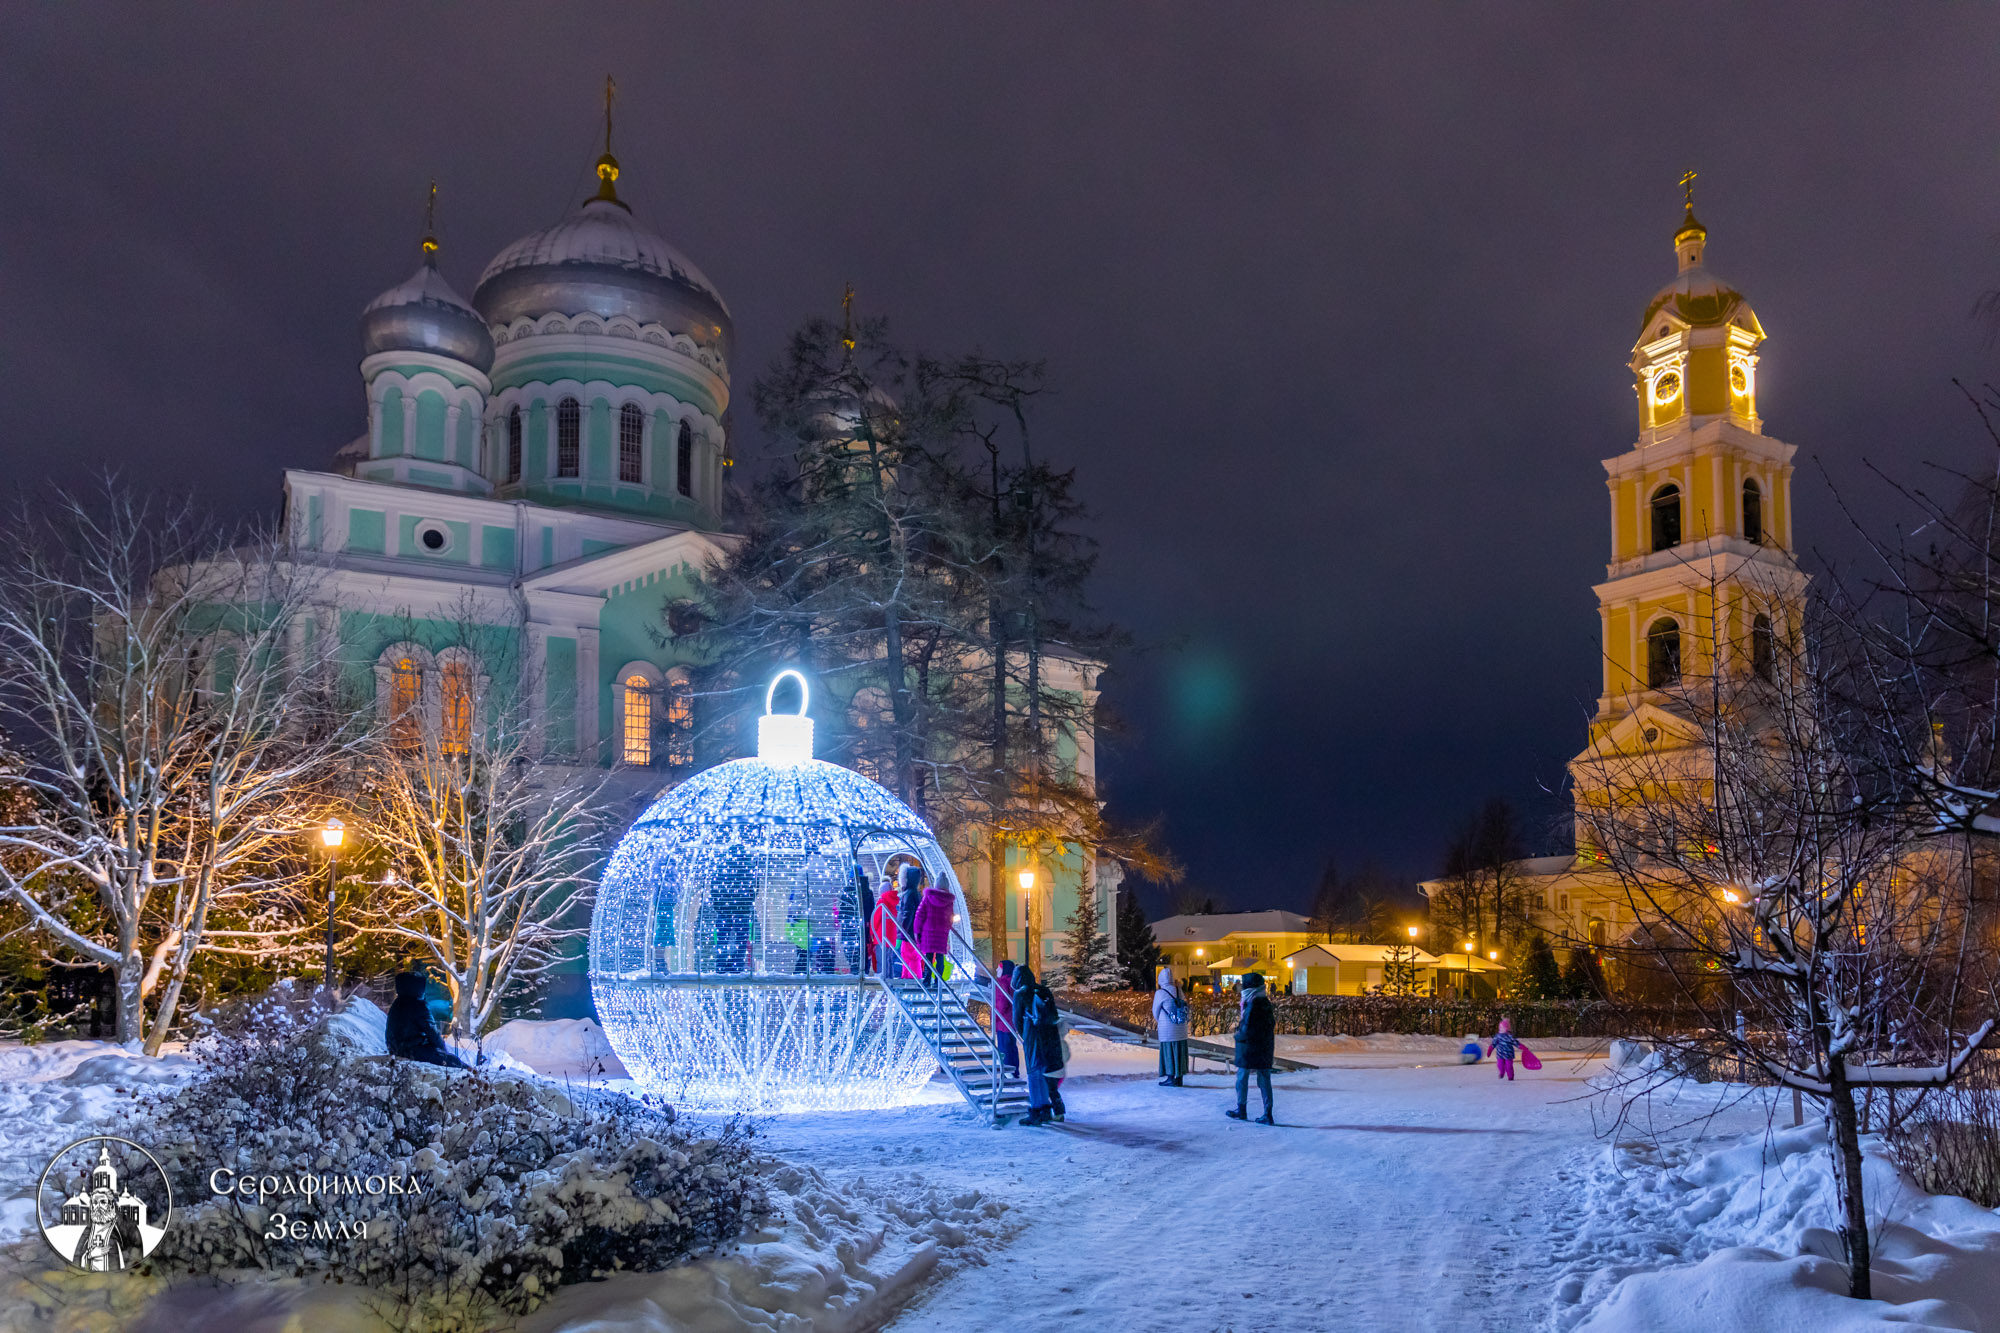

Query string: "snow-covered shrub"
[1890, 1077, 2000, 1207]
[130, 994, 765, 1330]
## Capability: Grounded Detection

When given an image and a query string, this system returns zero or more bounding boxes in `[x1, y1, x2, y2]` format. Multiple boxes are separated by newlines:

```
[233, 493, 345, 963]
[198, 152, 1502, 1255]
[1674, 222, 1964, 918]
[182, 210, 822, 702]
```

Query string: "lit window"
[507, 407, 522, 481]
[1651, 484, 1681, 552]
[1752, 613, 1775, 682]
[619, 403, 644, 484]
[1647, 618, 1681, 689]
[389, 658, 421, 752]
[441, 659, 473, 755]
[1742, 479, 1763, 545]
[663, 679, 694, 771]
[557, 397, 580, 478]
[676, 421, 694, 498]
[622, 674, 652, 766]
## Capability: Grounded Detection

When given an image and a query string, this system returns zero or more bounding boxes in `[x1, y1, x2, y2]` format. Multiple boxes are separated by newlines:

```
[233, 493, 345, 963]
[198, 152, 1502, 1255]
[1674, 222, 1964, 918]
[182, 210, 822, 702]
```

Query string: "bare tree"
[1576, 568, 1995, 1301]
[0, 489, 359, 1051]
[353, 609, 612, 1037]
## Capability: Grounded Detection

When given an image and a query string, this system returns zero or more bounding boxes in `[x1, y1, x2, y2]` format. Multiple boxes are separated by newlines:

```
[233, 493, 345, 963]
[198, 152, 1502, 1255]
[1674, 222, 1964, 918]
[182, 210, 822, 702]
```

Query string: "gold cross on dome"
[603, 75, 617, 155]
[841, 282, 856, 353]
[421, 179, 439, 255]
[1680, 169, 1697, 211]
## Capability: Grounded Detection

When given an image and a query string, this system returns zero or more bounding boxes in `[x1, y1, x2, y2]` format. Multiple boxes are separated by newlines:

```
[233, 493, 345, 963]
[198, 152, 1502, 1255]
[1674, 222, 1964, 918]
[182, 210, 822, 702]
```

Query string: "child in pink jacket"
[1487, 1016, 1520, 1081]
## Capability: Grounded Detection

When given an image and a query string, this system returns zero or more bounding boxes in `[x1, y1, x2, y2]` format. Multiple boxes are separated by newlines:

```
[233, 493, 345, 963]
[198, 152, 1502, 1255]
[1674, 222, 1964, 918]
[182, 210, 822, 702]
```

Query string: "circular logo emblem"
[36, 1136, 172, 1271]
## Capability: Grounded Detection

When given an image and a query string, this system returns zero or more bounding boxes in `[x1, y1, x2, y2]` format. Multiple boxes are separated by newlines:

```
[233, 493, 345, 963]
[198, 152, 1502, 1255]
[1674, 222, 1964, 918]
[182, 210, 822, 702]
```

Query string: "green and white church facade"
[279, 148, 1117, 993]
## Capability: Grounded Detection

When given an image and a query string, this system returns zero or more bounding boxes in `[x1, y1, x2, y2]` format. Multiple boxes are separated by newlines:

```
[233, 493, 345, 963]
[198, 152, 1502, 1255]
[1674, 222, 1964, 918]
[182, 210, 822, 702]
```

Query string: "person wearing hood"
[992, 958, 1020, 1077]
[913, 875, 957, 987]
[1153, 966, 1190, 1086]
[868, 878, 900, 979]
[895, 864, 925, 979]
[1486, 1016, 1520, 1080]
[385, 967, 468, 1069]
[1016, 963, 1067, 1125]
[1226, 971, 1275, 1124]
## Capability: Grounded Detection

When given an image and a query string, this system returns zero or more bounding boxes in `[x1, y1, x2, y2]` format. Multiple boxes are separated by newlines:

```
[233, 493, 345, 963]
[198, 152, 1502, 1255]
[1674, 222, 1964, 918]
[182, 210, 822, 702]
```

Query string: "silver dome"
[473, 198, 733, 364]
[361, 258, 495, 373]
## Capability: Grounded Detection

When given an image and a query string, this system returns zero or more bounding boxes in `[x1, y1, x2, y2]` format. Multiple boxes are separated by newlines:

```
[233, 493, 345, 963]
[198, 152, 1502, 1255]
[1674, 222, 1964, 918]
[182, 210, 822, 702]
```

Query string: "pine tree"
[1115, 888, 1162, 990]
[1561, 946, 1608, 1000]
[1520, 934, 1563, 1000]
[1380, 938, 1423, 996]
[1059, 888, 1117, 991]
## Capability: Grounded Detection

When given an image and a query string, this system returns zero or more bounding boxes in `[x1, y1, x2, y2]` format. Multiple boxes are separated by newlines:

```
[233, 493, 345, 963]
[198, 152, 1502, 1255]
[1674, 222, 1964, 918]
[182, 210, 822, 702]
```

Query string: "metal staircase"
[871, 921, 1033, 1124]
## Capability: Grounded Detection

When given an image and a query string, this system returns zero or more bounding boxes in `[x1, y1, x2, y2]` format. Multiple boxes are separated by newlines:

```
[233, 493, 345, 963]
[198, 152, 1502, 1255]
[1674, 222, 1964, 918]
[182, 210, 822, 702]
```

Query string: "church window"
[507, 407, 522, 481]
[440, 659, 473, 756]
[557, 397, 580, 478]
[1742, 479, 1763, 545]
[1752, 613, 1775, 682]
[676, 421, 694, 498]
[1650, 484, 1681, 552]
[663, 678, 694, 771]
[619, 403, 644, 484]
[389, 657, 422, 752]
[622, 674, 652, 765]
[1647, 618, 1681, 689]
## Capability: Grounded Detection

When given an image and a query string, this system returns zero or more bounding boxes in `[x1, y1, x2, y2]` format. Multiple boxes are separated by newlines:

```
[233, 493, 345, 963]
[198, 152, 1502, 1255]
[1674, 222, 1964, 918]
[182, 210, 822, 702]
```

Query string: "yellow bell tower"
[1574, 179, 1807, 809]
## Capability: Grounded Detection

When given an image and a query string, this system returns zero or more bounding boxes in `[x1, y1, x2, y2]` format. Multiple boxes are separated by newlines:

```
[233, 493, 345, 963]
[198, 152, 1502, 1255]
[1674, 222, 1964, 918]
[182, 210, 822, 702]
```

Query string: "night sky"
[4, 8, 1997, 914]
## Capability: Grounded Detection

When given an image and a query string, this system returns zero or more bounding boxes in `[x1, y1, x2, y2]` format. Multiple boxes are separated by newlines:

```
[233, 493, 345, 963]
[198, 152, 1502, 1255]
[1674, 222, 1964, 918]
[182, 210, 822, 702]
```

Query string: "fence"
[1056, 989, 1701, 1041]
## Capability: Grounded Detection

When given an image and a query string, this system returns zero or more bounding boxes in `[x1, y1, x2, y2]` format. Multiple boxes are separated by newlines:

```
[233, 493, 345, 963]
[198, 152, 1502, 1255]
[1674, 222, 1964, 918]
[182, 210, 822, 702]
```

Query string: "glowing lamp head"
[1463, 942, 1474, 954]
[1407, 925, 1419, 939]
[1017, 869, 1035, 890]
[1489, 951, 1499, 961]
[1194, 947, 1205, 958]
[319, 818, 345, 850]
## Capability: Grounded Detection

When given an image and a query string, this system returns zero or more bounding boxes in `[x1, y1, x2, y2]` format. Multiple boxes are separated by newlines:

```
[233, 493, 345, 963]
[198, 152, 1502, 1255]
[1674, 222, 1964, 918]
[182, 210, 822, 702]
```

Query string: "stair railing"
[867, 910, 1023, 1121]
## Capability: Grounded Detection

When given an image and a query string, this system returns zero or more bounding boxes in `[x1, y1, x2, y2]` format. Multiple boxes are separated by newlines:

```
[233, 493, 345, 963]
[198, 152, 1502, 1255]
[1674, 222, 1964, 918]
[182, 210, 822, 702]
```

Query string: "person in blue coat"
[1016, 965, 1067, 1125]
[1226, 971, 1275, 1124]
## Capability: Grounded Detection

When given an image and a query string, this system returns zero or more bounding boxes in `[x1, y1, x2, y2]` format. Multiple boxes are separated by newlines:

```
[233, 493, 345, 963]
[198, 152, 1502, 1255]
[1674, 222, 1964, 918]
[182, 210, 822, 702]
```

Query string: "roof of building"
[1283, 943, 1442, 966]
[1149, 910, 1313, 941]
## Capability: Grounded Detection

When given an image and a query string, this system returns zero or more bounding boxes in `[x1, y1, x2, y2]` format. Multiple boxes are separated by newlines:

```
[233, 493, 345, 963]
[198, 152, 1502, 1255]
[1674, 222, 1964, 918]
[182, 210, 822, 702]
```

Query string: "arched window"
[507, 407, 522, 482]
[1752, 613, 1775, 682]
[440, 659, 474, 755]
[619, 403, 644, 484]
[676, 421, 694, 498]
[1651, 484, 1681, 552]
[389, 657, 422, 752]
[556, 397, 580, 478]
[1742, 478, 1763, 545]
[663, 678, 694, 771]
[621, 673, 653, 765]
[1646, 618, 1681, 689]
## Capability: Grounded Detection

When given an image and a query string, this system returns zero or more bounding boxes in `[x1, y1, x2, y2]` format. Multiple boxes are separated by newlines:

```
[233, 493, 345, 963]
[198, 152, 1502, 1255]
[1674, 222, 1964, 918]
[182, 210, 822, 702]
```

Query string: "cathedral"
[1424, 186, 1807, 967]
[277, 135, 1105, 999]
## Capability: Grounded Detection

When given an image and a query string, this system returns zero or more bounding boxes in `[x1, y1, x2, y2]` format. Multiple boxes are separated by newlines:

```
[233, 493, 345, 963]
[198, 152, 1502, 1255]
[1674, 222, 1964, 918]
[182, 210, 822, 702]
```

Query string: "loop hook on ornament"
[766, 669, 810, 717]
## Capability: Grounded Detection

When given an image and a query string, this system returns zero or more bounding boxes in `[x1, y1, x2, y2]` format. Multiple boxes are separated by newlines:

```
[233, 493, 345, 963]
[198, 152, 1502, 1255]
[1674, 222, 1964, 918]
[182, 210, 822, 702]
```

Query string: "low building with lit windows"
[1150, 911, 1315, 989]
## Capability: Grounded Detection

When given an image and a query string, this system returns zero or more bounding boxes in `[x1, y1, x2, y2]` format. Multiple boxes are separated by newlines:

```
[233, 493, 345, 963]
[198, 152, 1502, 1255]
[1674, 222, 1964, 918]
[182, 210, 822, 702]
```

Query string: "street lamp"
[319, 818, 345, 991]
[1017, 867, 1036, 966]
[1462, 941, 1474, 999]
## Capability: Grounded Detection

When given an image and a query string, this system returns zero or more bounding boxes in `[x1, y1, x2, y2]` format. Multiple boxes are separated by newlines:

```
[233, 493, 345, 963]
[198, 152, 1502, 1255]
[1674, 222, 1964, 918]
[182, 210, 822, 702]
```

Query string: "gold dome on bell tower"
[1629, 172, 1765, 440]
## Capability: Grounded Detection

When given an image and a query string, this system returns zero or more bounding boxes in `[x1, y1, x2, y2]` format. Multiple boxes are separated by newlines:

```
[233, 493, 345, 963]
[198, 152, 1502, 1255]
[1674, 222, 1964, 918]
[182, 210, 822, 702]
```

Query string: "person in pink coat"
[913, 877, 957, 987]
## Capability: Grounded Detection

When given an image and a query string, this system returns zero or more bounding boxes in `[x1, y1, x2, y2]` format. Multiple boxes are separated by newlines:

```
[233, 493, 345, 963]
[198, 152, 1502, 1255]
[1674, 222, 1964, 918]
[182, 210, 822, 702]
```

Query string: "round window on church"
[1652, 371, 1682, 404]
[415, 521, 452, 554]
[1730, 364, 1749, 395]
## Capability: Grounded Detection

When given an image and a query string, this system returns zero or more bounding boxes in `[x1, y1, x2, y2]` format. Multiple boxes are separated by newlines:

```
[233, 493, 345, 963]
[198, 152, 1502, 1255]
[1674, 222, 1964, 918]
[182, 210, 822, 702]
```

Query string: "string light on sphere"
[590, 670, 974, 1113]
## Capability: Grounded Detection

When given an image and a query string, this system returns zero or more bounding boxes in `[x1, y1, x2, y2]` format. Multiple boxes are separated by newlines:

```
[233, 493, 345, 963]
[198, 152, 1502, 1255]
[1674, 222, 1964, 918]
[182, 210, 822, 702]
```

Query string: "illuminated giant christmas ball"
[590, 672, 975, 1112]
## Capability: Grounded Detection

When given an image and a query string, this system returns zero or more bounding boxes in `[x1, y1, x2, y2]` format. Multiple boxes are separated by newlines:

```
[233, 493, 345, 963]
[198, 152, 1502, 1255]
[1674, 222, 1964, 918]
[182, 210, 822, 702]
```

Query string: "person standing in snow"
[868, 877, 899, 979]
[1017, 964, 1067, 1125]
[992, 958, 1020, 1077]
[895, 864, 925, 979]
[1227, 971, 1275, 1123]
[1487, 1016, 1520, 1081]
[913, 874, 956, 988]
[1154, 965, 1190, 1087]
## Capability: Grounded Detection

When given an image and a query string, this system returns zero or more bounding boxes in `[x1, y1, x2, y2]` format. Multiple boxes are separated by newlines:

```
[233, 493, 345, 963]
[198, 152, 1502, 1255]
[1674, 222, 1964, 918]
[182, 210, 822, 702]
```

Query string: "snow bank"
[520, 1160, 1011, 1333]
[1557, 1117, 2000, 1332]
[0, 1040, 195, 1244]
[483, 1017, 631, 1080]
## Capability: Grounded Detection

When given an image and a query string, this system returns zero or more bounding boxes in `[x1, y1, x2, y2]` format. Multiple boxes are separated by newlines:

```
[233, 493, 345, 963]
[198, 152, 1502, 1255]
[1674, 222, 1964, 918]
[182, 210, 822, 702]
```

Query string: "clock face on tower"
[1730, 364, 1749, 395]
[1652, 370, 1681, 404]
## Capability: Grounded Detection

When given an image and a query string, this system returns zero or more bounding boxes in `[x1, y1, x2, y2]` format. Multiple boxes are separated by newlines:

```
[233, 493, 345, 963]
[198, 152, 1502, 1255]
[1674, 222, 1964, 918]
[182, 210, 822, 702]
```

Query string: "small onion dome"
[360, 249, 495, 373]
[473, 160, 733, 365]
[1673, 204, 1707, 246]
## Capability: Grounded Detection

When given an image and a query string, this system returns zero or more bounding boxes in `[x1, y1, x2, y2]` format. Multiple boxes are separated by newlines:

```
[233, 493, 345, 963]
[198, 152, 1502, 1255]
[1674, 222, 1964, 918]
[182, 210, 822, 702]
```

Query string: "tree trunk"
[143, 971, 186, 1057]
[114, 953, 143, 1046]
[1826, 1059, 1873, 1299]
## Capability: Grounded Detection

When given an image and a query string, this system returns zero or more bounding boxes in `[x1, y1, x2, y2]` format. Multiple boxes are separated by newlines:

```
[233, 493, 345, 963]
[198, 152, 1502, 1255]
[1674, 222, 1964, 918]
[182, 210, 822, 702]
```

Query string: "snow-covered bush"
[131, 993, 765, 1330]
[1890, 1077, 2000, 1207]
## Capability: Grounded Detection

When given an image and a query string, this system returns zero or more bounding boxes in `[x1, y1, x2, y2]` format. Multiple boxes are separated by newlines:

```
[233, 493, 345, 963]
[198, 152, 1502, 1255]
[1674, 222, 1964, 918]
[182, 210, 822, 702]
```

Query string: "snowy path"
[749, 1039, 1758, 1332]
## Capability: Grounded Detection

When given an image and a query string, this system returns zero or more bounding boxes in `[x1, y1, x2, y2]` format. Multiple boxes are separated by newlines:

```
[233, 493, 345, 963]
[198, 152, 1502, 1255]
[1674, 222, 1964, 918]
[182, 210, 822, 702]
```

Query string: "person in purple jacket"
[913, 874, 957, 988]
[992, 959, 1020, 1077]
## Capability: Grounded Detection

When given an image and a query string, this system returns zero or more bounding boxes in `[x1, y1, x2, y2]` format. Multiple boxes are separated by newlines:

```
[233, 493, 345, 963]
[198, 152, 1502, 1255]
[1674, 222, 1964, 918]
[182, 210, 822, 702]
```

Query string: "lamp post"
[319, 818, 345, 991]
[1017, 867, 1036, 966]
[1403, 923, 1420, 996]
[1462, 940, 1474, 999]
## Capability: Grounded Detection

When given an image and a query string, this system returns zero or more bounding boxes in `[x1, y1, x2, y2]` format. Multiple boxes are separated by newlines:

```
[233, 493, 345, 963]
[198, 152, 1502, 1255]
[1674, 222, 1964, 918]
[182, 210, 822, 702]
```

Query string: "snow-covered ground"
[1, 1022, 1995, 1330]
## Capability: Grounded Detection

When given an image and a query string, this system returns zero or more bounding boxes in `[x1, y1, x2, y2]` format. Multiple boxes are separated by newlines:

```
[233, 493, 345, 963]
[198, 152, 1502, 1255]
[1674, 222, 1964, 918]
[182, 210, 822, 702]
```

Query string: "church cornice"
[1603, 418, 1794, 477]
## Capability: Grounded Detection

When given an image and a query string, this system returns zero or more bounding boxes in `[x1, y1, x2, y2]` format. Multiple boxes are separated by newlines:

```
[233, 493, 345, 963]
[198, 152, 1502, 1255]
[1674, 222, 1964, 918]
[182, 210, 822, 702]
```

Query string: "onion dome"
[473, 152, 733, 365]
[1639, 199, 1759, 341]
[360, 235, 495, 373]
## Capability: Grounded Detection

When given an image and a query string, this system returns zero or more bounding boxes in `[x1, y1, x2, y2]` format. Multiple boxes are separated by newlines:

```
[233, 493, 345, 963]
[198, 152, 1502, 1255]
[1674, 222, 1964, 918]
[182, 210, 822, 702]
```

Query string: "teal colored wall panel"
[347, 509, 386, 554]
[582, 538, 621, 558]
[481, 525, 515, 570]
[408, 467, 456, 489]
[587, 398, 612, 480]
[527, 400, 548, 479]
[546, 636, 577, 754]
[414, 390, 447, 462]
[378, 389, 404, 458]
[456, 407, 476, 469]
[540, 526, 554, 569]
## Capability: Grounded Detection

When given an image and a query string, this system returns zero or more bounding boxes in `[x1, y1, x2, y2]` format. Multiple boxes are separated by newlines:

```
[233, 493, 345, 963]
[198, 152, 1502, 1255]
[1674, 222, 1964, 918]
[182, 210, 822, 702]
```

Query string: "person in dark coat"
[386, 968, 468, 1068]
[894, 864, 925, 979]
[853, 870, 875, 974]
[1226, 971, 1275, 1123]
[992, 959, 1020, 1076]
[1018, 965, 1068, 1125]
